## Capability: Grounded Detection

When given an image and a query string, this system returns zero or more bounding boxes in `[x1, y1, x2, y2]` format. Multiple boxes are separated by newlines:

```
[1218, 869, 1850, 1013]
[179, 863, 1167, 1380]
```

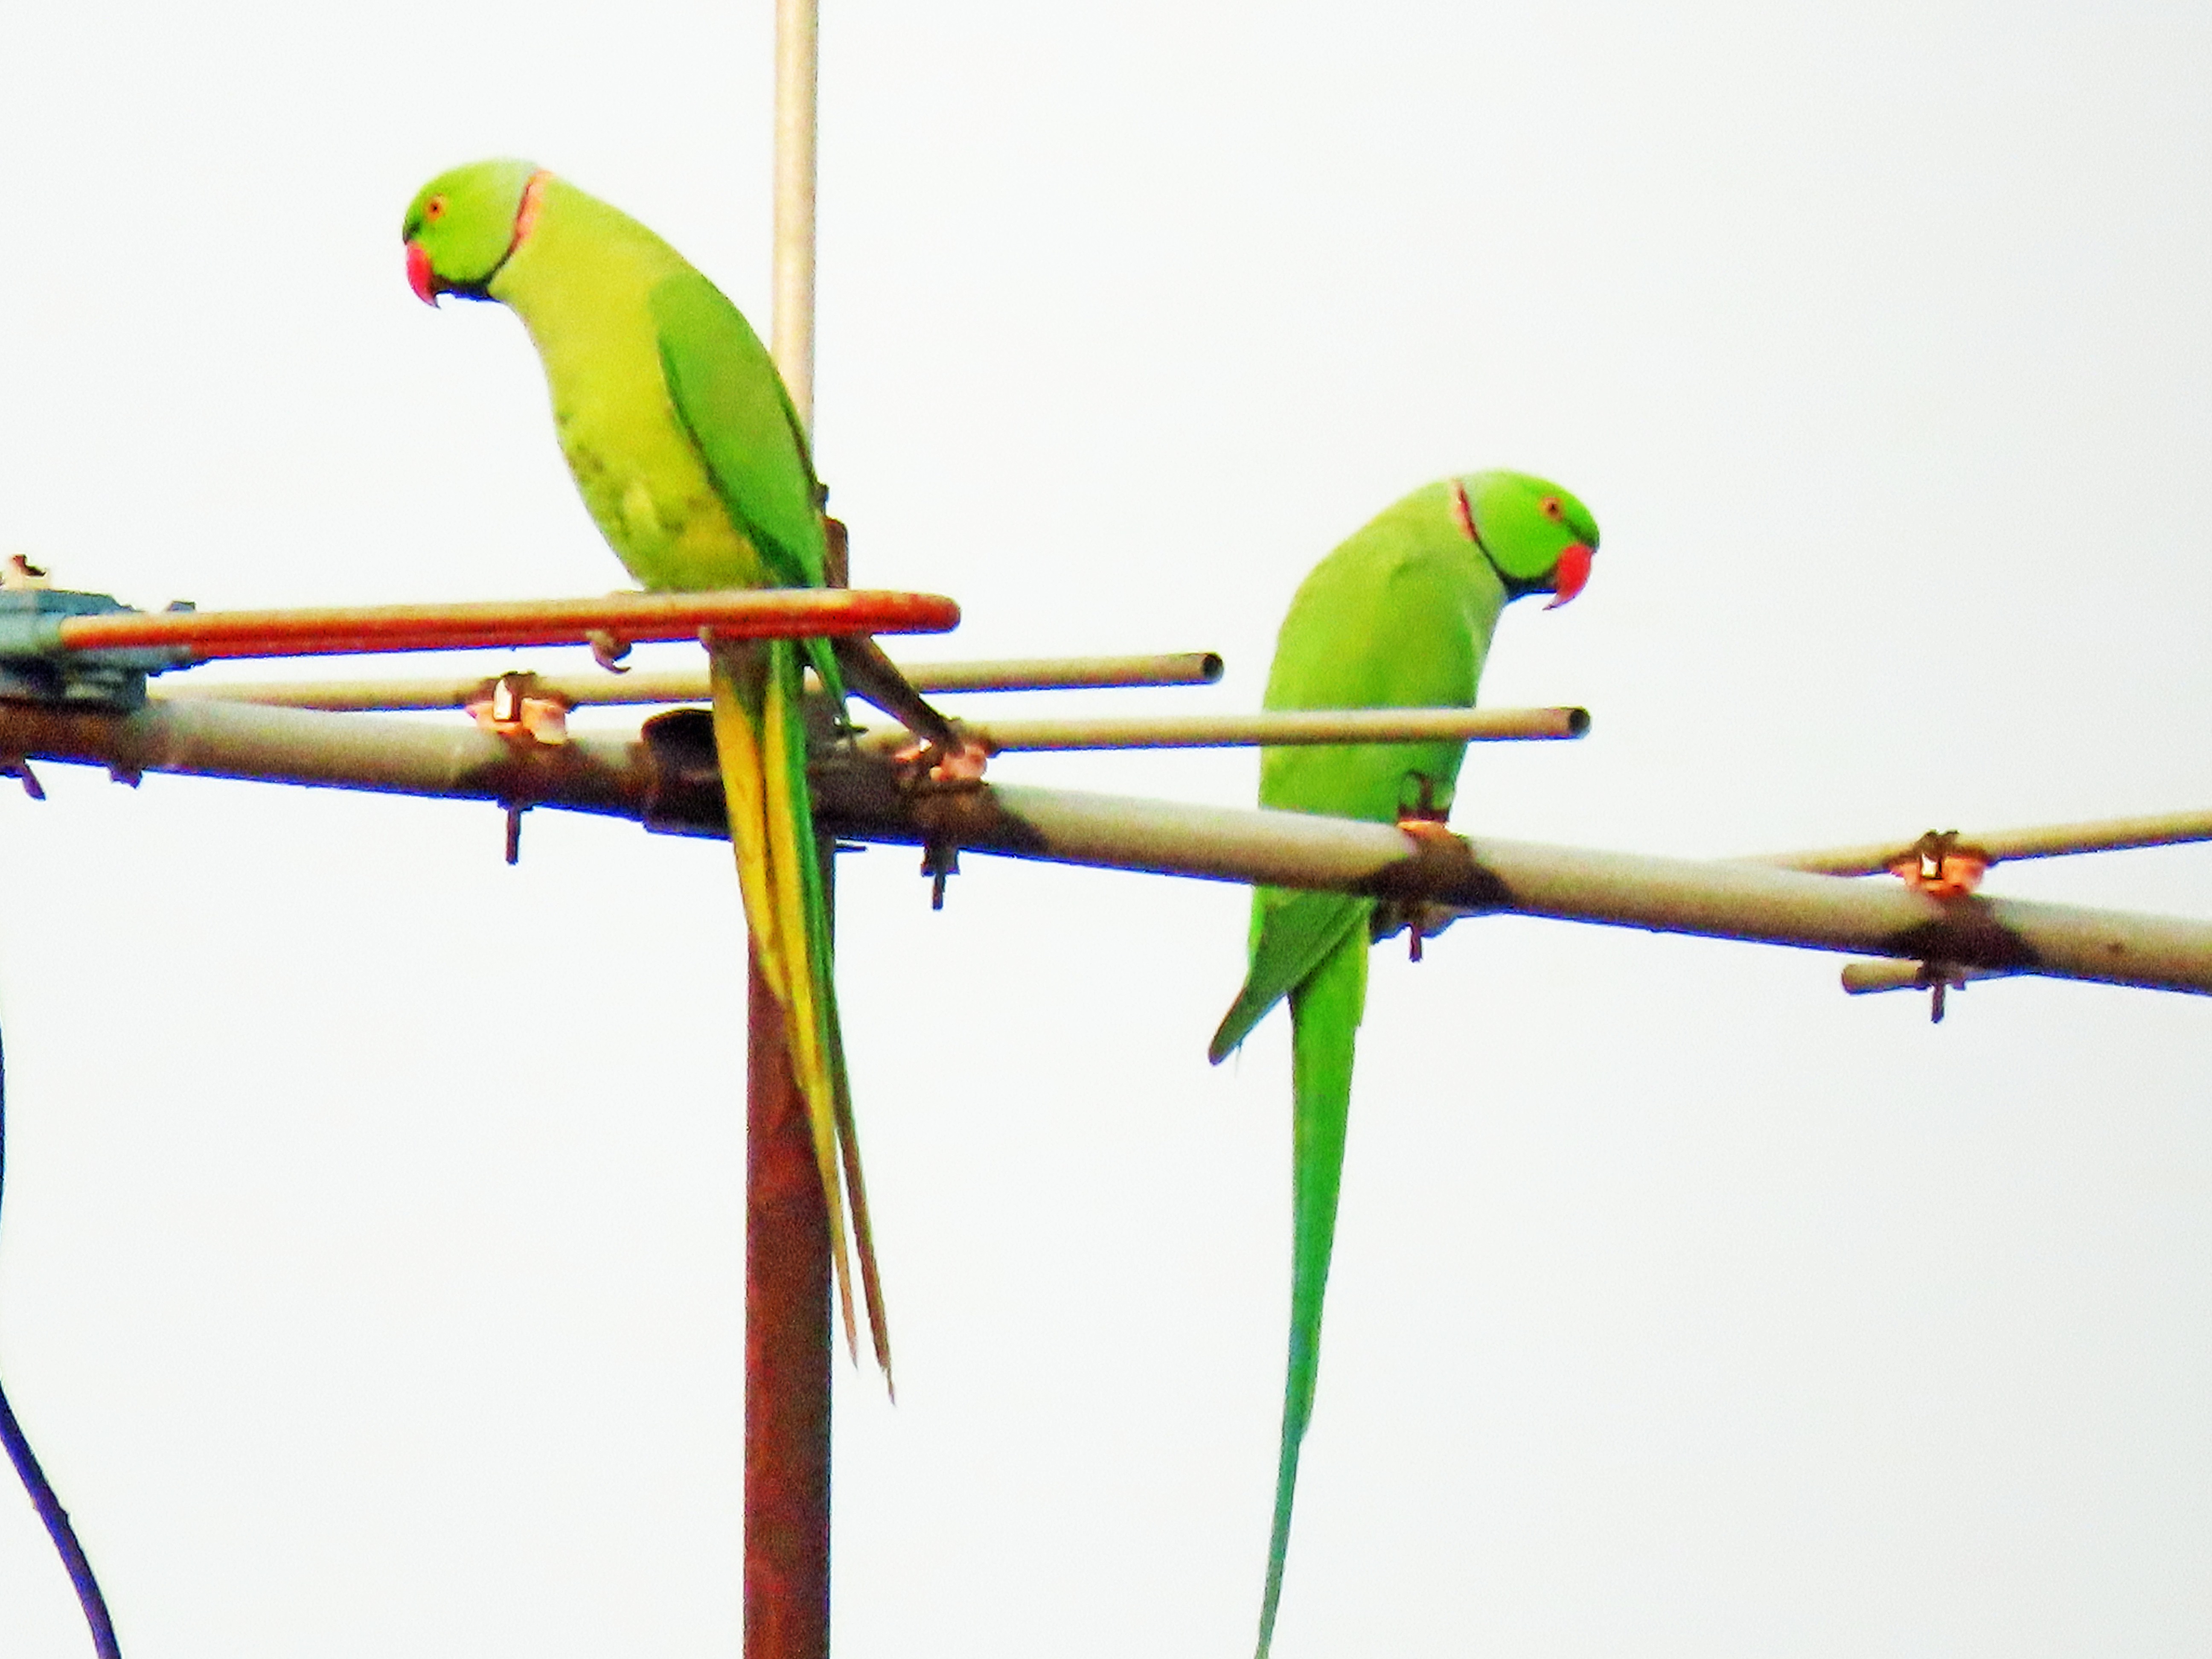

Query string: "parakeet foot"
[1393, 814, 1457, 845]
[1388, 813, 1460, 961]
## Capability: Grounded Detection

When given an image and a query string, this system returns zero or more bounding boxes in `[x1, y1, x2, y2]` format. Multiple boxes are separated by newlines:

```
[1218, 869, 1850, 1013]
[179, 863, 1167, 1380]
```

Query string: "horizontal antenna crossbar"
[0, 696, 2203, 998]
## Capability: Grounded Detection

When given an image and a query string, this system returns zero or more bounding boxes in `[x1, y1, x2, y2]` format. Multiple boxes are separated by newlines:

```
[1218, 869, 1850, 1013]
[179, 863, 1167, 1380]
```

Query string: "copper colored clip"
[1886, 830, 1990, 900]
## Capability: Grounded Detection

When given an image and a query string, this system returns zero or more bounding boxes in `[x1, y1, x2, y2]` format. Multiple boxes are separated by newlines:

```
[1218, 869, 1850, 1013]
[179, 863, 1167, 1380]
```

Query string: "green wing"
[1210, 891, 1368, 1062]
[652, 268, 844, 697]
[1214, 505, 1498, 1059]
[1258, 504, 1493, 824]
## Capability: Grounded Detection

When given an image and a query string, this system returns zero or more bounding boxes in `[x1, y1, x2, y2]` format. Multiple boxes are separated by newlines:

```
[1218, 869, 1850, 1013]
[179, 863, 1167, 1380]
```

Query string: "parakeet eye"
[1540, 496, 1564, 521]
[425, 195, 448, 222]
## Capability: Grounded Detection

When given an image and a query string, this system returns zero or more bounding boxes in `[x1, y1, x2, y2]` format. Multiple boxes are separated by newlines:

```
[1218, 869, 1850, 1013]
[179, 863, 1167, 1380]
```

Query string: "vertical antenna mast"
[748, 4, 831, 1657]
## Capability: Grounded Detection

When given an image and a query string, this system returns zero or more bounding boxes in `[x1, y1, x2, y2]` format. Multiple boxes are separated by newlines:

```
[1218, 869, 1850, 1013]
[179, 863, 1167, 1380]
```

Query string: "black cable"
[0, 1022, 122, 1657]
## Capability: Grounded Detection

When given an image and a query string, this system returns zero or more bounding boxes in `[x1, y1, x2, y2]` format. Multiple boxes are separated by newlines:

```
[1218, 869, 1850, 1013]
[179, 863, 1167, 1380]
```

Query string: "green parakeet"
[402, 159, 889, 1379]
[1210, 471, 1599, 1656]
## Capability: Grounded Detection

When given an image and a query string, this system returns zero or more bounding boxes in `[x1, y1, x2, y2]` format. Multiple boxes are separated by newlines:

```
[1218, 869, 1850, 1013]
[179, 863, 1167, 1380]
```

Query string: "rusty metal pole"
[745, 949, 830, 1657]
[748, 0, 830, 1654]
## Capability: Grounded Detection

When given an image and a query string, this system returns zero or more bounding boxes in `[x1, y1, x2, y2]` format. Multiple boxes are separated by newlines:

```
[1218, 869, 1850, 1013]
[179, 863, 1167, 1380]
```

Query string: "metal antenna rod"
[151, 651, 1228, 710]
[771, 0, 818, 427]
[749, 5, 831, 1657]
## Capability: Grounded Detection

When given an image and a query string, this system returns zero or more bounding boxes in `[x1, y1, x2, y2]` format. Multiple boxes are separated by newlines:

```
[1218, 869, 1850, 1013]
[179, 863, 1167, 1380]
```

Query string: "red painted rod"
[56, 589, 960, 661]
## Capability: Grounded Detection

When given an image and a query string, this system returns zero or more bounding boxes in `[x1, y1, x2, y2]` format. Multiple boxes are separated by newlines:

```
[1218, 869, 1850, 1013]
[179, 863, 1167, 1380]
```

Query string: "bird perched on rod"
[400, 158, 890, 1380]
[1211, 470, 1598, 1656]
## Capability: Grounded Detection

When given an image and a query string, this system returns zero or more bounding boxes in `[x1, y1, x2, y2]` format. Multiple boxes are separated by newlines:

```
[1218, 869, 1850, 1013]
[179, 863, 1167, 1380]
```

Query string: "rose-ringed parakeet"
[1210, 471, 1599, 1656]
[401, 159, 891, 1379]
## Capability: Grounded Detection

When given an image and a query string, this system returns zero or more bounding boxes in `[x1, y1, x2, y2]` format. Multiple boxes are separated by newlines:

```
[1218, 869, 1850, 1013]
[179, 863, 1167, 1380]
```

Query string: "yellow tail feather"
[756, 652, 859, 1361]
[709, 644, 889, 1378]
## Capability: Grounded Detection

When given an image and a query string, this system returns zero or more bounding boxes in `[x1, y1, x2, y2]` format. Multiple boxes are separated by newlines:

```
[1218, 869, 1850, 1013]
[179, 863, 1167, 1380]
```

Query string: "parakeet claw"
[1394, 815, 1456, 844]
[588, 630, 633, 673]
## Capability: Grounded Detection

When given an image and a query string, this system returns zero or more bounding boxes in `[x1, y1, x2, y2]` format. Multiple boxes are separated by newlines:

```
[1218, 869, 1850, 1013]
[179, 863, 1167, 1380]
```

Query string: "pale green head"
[1453, 469, 1601, 608]
[401, 158, 547, 305]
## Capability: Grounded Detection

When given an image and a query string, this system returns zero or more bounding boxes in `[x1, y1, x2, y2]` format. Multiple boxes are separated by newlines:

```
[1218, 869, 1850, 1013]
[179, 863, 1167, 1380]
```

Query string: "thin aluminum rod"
[882, 652, 1224, 693]
[56, 588, 957, 662]
[772, 0, 818, 425]
[809, 777, 2212, 997]
[1758, 807, 2212, 876]
[1840, 960, 2013, 995]
[853, 705, 1589, 755]
[154, 670, 716, 712]
[151, 652, 1228, 712]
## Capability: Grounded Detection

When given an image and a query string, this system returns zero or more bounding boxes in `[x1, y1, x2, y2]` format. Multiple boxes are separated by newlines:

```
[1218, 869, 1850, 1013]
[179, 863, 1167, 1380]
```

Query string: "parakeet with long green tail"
[1211, 471, 1599, 1656]
[401, 159, 890, 1379]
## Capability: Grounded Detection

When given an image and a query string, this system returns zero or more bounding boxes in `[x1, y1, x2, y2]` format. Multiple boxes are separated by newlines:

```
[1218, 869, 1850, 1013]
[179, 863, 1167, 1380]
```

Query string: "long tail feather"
[756, 648, 859, 1360]
[1257, 925, 1368, 1659]
[710, 639, 891, 1380]
[826, 992, 894, 1391]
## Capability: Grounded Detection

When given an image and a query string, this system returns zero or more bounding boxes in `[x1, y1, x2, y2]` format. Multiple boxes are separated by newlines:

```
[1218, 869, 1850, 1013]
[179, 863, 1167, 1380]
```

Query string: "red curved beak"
[1545, 543, 1593, 609]
[405, 241, 440, 307]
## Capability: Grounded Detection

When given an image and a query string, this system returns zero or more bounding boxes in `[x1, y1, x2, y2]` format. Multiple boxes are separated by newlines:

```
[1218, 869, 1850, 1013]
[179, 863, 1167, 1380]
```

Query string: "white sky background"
[1, 1, 2210, 1654]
